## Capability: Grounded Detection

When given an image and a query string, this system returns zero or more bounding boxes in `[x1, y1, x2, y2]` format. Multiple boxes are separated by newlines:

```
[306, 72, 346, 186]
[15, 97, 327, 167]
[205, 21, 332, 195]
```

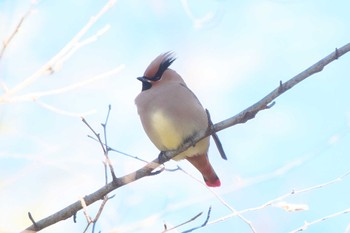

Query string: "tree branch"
[22, 42, 350, 232]
[206, 170, 350, 227]
[3, 65, 125, 103]
[212, 44, 350, 133]
[1, 0, 117, 100]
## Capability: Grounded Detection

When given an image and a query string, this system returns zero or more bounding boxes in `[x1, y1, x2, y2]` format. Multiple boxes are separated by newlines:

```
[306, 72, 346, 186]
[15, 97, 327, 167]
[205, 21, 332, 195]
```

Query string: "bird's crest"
[144, 52, 176, 81]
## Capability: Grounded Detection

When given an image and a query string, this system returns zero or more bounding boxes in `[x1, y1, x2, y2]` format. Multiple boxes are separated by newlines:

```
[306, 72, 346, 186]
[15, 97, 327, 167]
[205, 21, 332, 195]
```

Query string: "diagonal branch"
[22, 42, 350, 232]
[212, 44, 349, 133]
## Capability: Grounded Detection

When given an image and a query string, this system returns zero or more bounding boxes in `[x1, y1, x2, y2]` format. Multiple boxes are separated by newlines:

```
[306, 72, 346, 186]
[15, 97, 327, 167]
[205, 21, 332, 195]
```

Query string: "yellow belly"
[149, 110, 209, 161]
[150, 110, 182, 149]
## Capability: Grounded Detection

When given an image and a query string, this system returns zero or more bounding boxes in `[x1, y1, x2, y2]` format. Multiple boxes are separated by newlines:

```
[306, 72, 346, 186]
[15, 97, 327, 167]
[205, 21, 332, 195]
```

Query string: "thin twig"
[22, 43, 350, 232]
[89, 138, 179, 176]
[83, 195, 111, 233]
[162, 210, 204, 233]
[87, 135, 170, 175]
[101, 105, 117, 181]
[87, 135, 151, 163]
[207, 190, 256, 233]
[101, 105, 113, 183]
[0, 2, 36, 60]
[82, 118, 102, 149]
[178, 166, 257, 233]
[27, 212, 38, 230]
[82, 103, 117, 233]
[35, 100, 96, 117]
[102, 105, 112, 151]
[110, 147, 152, 163]
[241, 170, 350, 214]
[181, 207, 212, 233]
[1, 65, 125, 103]
[82, 116, 117, 181]
[1, 0, 117, 99]
[94, 195, 110, 222]
[80, 197, 93, 224]
[289, 208, 350, 233]
[206, 170, 350, 227]
[54, 24, 111, 70]
[102, 160, 108, 186]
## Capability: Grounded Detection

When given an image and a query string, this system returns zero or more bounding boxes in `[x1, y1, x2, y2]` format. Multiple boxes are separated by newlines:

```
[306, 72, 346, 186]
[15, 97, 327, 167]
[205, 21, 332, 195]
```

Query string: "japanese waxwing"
[135, 52, 221, 187]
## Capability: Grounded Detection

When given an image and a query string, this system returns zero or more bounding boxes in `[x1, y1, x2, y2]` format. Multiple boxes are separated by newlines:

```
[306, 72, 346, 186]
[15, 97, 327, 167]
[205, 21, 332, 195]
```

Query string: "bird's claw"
[158, 151, 170, 163]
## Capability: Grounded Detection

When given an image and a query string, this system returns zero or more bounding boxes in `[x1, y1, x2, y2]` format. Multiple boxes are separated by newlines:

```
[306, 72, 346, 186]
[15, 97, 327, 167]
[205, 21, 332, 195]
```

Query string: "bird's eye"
[149, 75, 161, 81]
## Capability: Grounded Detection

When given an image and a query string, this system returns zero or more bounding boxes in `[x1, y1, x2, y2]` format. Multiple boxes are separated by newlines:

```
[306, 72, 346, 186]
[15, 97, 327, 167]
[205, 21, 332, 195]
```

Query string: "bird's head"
[137, 52, 176, 91]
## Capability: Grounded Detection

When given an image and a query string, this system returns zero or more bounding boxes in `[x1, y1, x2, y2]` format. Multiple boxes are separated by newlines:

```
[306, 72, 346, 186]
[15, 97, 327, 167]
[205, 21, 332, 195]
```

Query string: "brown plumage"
[135, 52, 220, 187]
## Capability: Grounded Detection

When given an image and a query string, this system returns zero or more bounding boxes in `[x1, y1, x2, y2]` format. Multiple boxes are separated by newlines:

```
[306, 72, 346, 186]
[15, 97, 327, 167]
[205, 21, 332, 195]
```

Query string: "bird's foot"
[158, 151, 171, 163]
[184, 136, 196, 148]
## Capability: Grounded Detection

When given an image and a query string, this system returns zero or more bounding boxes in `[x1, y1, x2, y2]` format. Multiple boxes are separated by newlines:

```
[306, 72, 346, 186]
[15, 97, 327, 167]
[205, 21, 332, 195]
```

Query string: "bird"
[135, 52, 221, 187]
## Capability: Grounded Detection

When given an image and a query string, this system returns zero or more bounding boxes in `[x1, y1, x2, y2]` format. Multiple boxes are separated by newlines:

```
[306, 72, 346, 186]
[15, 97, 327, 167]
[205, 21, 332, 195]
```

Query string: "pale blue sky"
[1, 1, 350, 232]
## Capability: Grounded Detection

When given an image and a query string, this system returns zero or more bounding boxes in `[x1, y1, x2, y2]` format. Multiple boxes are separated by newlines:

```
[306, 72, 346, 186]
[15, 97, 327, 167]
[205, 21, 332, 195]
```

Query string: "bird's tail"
[187, 154, 221, 187]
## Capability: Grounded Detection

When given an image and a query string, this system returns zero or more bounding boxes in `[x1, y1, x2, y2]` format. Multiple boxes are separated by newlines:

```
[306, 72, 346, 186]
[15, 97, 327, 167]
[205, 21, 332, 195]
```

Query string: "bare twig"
[181, 207, 212, 233]
[35, 100, 96, 117]
[1, 65, 125, 103]
[289, 208, 350, 233]
[102, 105, 112, 151]
[82, 116, 117, 181]
[22, 43, 350, 232]
[178, 166, 257, 233]
[241, 170, 350, 214]
[88, 136, 152, 164]
[54, 24, 111, 71]
[0, 0, 117, 100]
[208, 190, 256, 233]
[206, 170, 350, 227]
[162, 210, 204, 233]
[94, 196, 110, 223]
[0, 2, 37, 60]
[82, 195, 111, 233]
[80, 197, 93, 224]
[27, 212, 38, 230]
[81, 107, 117, 233]
[110, 147, 152, 164]
[80, 107, 118, 232]
[100, 105, 117, 182]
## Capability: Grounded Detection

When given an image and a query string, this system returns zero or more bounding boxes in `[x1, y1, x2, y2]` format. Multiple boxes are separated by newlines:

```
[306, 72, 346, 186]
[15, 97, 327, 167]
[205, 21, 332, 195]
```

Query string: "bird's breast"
[148, 110, 183, 150]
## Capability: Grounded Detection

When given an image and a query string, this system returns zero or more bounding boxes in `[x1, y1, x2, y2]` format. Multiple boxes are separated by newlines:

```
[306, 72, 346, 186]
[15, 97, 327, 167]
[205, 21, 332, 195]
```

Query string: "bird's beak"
[137, 76, 149, 82]
[137, 76, 152, 91]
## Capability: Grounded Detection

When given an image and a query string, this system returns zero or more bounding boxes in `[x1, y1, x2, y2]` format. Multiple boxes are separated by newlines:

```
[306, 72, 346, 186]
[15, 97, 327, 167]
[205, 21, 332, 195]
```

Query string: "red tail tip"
[205, 179, 221, 187]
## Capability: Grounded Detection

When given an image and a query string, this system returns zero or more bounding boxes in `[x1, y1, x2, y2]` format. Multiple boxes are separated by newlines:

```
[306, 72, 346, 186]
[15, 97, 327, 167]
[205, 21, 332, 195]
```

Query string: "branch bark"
[22, 42, 350, 232]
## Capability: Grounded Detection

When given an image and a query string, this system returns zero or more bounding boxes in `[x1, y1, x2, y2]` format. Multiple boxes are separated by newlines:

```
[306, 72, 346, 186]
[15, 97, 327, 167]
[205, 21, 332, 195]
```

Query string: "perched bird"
[135, 52, 221, 187]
